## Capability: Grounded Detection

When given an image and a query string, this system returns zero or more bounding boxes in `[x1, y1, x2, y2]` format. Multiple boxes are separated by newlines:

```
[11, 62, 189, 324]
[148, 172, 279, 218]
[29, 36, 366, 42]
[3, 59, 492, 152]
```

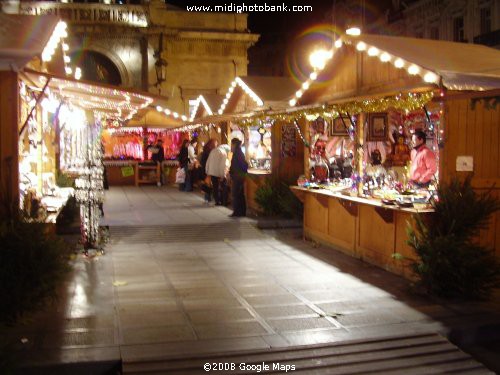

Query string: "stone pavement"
[2, 186, 499, 374]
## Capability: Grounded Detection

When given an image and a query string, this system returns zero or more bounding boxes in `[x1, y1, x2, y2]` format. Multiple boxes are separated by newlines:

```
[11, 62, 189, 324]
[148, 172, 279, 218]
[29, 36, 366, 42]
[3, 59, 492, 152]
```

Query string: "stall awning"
[23, 68, 187, 127]
[345, 34, 500, 91]
[0, 14, 59, 71]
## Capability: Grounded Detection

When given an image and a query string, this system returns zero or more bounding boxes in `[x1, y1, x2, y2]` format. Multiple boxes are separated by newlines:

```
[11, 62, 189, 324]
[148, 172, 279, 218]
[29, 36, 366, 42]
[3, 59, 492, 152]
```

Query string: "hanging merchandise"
[74, 115, 104, 252]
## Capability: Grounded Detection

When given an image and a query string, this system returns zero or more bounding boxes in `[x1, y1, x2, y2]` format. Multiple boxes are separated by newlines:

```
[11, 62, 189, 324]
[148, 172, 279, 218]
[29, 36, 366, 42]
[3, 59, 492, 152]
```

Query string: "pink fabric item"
[410, 145, 437, 183]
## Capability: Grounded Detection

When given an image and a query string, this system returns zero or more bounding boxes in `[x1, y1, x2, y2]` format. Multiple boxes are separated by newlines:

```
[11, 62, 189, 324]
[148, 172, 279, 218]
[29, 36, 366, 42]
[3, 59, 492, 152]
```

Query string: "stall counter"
[291, 186, 433, 278]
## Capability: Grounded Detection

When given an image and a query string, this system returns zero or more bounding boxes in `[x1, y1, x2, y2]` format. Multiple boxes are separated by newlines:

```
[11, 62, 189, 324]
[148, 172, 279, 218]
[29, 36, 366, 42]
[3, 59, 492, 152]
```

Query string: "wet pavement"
[2, 186, 499, 373]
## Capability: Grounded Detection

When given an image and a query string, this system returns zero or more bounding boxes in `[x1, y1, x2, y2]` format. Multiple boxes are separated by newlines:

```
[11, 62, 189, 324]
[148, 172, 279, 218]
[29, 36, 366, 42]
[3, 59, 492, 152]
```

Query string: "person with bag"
[177, 139, 189, 191]
[185, 137, 198, 191]
[229, 138, 248, 217]
[206, 143, 230, 206]
[200, 138, 218, 204]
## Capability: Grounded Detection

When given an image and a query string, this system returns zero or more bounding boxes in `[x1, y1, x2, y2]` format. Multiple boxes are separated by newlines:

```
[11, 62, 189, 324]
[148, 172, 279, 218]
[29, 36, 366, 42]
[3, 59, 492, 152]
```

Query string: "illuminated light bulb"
[309, 49, 331, 70]
[173, 112, 179, 118]
[424, 72, 439, 83]
[223, 98, 228, 104]
[310, 72, 318, 80]
[380, 52, 391, 62]
[74, 67, 82, 80]
[231, 81, 237, 87]
[367, 47, 379, 56]
[62, 43, 69, 51]
[42, 52, 52, 62]
[394, 58, 405, 68]
[61, 30, 68, 38]
[408, 64, 420, 75]
[156, 105, 163, 112]
[181, 115, 187, 121]
[225, 92, 231, 98]
[64, 55, 70, 63]
[334, 39, 343, 48]
[356, 42, 367, 51]
[65, 66, 72, 75]
[346, 27, 361, 36]
[302, 81, 310, 90]
[257, 100, 264, 106]
[289, 98, 297, 106]
[295, 90, 303, 98]
[228, 87, 234, 93]
[164, 109, 171, 115]
[218, 109, 223, 114]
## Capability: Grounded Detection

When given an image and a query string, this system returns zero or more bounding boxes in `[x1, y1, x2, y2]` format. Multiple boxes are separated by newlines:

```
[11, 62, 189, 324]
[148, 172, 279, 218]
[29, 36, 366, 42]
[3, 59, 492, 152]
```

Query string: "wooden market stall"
[214, 76, 306, 212]
[103, 105, 185, 186]
[287, 34, 500, 276]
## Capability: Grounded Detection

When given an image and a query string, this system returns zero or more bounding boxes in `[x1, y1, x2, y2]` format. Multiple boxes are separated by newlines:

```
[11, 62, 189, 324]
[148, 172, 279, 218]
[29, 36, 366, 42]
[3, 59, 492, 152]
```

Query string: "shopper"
[185, 137, 198, 191]
[177, 139, 189, 191]
[200, 138, 218, 203]
[229, 138, 248, 217]
[206, 143, 230, 206]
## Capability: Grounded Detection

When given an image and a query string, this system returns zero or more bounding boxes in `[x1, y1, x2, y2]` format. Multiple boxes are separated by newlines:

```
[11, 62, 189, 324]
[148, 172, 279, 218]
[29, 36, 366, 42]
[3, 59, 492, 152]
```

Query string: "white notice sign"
[456, 156, 473, 172]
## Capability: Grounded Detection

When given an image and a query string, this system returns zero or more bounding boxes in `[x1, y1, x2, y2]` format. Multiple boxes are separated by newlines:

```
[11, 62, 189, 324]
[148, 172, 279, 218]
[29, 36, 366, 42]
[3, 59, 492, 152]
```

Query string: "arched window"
[70, 50, 122, 85]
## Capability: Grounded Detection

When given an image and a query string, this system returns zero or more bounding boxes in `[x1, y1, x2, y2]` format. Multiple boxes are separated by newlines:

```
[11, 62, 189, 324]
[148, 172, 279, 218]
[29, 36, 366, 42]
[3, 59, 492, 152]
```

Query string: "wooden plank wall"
[443, 98, 500, 256]
[0, 72, 20, 213]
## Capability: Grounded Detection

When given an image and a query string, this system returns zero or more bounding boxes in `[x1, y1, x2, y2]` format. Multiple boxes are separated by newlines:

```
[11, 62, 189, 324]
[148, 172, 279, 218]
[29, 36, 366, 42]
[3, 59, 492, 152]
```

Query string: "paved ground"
[2, 186, 499, 373]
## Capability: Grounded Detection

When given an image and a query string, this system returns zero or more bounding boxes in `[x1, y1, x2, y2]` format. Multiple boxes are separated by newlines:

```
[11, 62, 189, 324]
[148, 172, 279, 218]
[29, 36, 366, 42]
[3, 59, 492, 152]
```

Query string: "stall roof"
[190, 94, 223, 120]
[218, 76, 301, 114]
[22, 69, 182, 127]
[350, 34, 500, 91]
[0, 14, 59, 71]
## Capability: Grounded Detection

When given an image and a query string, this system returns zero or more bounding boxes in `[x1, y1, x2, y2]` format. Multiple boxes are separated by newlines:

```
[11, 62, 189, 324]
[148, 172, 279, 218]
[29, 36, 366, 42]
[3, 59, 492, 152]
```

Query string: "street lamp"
[154, 33, 167, 95]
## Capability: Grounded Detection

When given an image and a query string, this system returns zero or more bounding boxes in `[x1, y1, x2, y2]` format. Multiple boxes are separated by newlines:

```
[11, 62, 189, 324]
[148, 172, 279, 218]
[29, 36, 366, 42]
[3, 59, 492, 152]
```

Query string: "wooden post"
[303, 118, 311, 180]
[0, 71, 20, 214]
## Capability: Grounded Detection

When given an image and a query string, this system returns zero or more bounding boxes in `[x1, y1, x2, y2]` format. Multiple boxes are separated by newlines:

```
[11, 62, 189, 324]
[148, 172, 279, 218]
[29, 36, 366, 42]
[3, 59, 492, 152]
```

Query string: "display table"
[291, 186, 433, 278]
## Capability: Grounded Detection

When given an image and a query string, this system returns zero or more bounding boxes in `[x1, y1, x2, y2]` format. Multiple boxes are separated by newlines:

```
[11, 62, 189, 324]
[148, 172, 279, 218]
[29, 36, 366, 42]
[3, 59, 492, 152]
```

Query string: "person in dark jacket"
[200, 138, 218, 203]
[177, 139, 189, 191]
[229, 138, 248, 217]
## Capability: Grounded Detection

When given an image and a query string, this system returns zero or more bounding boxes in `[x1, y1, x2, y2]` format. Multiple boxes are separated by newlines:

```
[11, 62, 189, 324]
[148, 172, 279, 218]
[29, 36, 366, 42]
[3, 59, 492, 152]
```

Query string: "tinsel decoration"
[75, 119, 104, 251]
[230, 91, 435, 127]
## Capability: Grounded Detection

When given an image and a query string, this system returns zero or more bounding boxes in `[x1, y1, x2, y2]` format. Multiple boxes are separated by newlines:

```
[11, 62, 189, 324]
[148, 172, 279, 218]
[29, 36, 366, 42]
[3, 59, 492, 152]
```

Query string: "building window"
[453, 16, 464, 42]
[480, 7, 491, 34]
[430, 26, 439, 40]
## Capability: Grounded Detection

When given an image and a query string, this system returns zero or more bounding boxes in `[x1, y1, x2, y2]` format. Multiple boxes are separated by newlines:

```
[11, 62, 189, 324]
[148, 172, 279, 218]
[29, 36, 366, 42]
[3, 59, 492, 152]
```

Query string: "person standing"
[229, 138, 248, 217]
[206, 144, 230, 206]
[177, 139, 189, 191]
[410, 129, 437, 188]
[185, 137, 198, 191]
[200, 138, 218, 203]
[151, 139, 165, 185]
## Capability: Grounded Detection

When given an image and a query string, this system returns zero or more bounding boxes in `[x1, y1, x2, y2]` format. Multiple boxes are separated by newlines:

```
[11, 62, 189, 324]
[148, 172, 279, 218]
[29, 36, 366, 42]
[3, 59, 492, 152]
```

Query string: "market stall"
[216, 76, 306, 211]
[284, 33, 500, 275]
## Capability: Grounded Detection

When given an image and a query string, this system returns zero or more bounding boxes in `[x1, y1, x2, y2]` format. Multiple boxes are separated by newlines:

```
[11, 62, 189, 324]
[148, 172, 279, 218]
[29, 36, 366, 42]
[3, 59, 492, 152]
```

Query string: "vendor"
[410, 129, 437, 188]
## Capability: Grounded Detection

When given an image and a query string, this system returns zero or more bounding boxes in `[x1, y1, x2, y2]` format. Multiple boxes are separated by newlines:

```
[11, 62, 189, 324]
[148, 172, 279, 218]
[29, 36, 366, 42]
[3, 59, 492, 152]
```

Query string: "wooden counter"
[245, 171, 271, 213]
[291, 186, 433, 278]
[104, 160, 179, 186]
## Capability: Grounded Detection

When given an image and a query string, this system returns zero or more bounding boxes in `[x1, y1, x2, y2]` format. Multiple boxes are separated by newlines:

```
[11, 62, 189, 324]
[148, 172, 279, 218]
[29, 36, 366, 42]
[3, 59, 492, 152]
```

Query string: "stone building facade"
[382, 0, 499, 48]
[1, 0, 259, 115]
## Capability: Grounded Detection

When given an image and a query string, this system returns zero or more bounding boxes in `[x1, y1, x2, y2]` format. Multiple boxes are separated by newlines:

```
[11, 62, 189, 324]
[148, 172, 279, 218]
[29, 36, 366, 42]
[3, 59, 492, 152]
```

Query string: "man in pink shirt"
[410, 129, 437, 188]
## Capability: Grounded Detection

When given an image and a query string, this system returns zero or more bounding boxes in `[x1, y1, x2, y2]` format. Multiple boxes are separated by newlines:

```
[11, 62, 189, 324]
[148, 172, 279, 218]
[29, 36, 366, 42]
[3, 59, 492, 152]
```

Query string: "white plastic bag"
[175, 167, 185, 184]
